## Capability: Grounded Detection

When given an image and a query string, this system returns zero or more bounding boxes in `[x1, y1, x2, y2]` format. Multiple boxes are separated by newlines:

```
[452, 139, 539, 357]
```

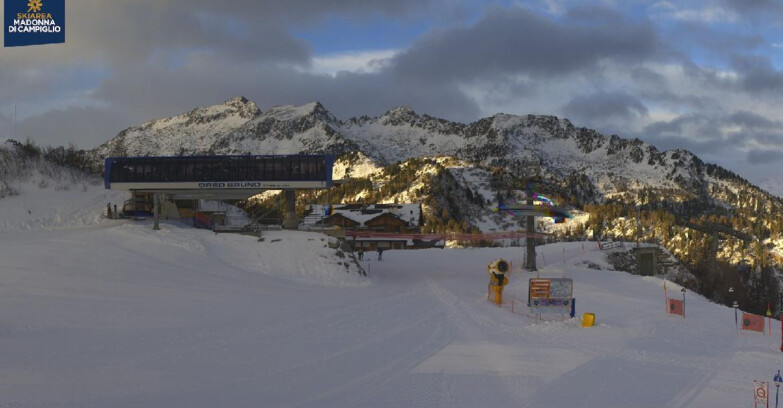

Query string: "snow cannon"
[487, 259, 510, 285]
[487, 259, 510, 305]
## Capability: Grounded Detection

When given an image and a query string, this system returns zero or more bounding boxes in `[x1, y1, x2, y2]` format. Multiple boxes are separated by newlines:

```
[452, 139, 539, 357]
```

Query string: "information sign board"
[528, 278, 573, 314]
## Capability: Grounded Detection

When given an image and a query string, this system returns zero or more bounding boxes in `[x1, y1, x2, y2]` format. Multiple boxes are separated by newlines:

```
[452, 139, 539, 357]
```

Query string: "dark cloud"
[723, 0, 783, 18]
[562, 91, 648, 123]
[636, 108, 782, 181]
[747, 149, 783, 164]
[639, 110, 783, 159]
[94, 56, 480, 120]
[725, 110, 779, 130]
[0, 62, 104, 110]
[167, 0, 424, 20]
[639, 114, 726, 153]
[0, 0, 430, 106]
[473, 78, 538, 106]
[16, 107, 134, 148]
[22, 57, 480, 148]
[638, 134, 723, 157]
[675, 58, 783, 107]
[1, 0, 440, 148]
[389, 5, 661, 84]
[629, 66, 668, 88]
[668, 21, 764, 57]
[65, 1, 313, 67]
[730, 55, 783, 96]
[322, 71, 481, 121]
[679, 61, 735, 92]
[2, 0, 346, 67]
[642, 88, 717, 113]
[68, 0, 426, 60]
[720, 112, 783, 150]
[623, 66, 720, 113]
[726, 130, 783, 148]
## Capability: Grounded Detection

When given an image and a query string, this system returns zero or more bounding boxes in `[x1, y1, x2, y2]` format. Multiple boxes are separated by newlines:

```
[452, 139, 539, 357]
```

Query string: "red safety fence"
[344, 230, 549, 241]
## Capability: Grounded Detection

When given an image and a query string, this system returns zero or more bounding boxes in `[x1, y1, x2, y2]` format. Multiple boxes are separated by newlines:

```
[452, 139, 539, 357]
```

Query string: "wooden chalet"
[303, 203, 430, 250]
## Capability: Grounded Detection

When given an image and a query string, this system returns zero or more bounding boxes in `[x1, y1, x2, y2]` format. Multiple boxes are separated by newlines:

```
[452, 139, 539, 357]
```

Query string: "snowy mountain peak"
[179, 96, 260, 124]
[221, 95, 261, 118]
[380, 106, 418, 126]
[262, 101, 337, 123]
[224, 95, 249, 105]
[307, 101, 333, 120]
[490, 113, 575, 139]
[90, 97, 262, 158]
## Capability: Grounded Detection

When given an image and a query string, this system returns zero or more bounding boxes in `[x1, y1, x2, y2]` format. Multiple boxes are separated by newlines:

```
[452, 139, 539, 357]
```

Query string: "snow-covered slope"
[0, 140, 127, 230]
[0, 186, 779, 407]
[0, 174, 124, 231]
[332, 151, 383, 180]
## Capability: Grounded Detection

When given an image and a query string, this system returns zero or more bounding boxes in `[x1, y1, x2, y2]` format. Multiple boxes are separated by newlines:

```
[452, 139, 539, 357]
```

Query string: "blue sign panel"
[5, 0, 65, 47]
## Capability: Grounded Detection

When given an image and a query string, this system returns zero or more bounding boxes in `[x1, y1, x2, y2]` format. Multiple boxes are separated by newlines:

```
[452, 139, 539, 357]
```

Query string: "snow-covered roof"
[307, 203, 421, 227]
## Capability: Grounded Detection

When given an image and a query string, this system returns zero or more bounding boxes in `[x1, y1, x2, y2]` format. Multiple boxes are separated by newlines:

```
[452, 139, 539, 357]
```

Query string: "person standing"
[377, 247, 384, 261]
[358, 248, 364, 260]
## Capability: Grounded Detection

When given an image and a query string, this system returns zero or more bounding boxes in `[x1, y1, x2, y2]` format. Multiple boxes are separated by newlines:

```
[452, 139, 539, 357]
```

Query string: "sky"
[1, 0, 782, 188]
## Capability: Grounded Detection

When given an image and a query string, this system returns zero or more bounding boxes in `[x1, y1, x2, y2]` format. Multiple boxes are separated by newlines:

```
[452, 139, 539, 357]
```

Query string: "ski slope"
[0, 189, 781, 407]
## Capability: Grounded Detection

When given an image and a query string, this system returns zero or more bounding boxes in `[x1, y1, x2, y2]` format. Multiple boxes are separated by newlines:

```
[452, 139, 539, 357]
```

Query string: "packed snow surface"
[1, 189, 781, 407]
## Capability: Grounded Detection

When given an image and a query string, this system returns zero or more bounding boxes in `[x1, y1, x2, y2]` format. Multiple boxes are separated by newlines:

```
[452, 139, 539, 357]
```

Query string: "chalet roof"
[307, 203, 421, 227]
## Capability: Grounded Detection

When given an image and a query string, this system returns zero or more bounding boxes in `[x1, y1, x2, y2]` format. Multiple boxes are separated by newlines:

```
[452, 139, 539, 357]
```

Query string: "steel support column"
[525, 186, 537, 271]
[282, 190, 299, 229]
[153, 192, 160, 230]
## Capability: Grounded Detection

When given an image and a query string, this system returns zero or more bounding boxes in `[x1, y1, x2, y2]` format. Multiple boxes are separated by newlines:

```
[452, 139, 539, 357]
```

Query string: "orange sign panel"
[529, 279, 550, 298]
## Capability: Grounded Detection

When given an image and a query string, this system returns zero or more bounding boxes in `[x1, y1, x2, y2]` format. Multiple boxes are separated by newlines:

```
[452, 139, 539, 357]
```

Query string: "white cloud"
[539, 0, 567, 16]
[650, 4, 739, 23]
[675, 7, 738, 23]
[649, 1, 676, 12]
[308, 49, 399, 76]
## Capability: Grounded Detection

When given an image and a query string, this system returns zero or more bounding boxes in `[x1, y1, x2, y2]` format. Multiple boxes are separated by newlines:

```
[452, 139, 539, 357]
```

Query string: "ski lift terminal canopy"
[104, 154, 334, 199]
